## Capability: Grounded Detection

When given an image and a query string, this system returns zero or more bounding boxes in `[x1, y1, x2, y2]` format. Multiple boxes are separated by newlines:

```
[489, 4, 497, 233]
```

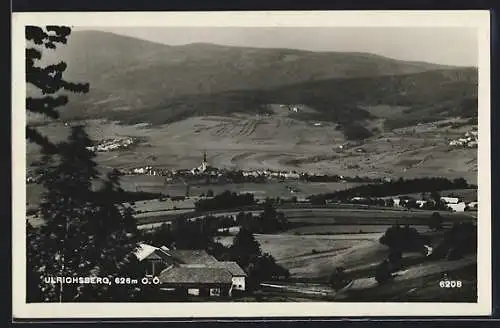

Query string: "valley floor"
[27, 114, 478, 185]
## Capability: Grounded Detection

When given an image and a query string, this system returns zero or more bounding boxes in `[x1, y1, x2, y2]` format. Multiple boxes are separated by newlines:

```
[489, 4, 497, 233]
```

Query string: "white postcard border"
[12, 10, 491, 319]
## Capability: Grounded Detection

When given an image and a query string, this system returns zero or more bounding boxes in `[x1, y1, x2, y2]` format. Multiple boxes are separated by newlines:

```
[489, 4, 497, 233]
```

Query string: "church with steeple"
[191, 150, 211, 174]
[201, 150, 208, 172]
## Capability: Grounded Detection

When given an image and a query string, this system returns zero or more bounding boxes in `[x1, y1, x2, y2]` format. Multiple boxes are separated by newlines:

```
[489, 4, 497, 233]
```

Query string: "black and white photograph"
[12, 11, 491, 318]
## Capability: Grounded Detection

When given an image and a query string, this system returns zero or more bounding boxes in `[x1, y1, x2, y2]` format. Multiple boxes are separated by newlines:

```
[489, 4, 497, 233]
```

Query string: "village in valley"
[25, 27, 479, 303]
[27, 147, 478, 302]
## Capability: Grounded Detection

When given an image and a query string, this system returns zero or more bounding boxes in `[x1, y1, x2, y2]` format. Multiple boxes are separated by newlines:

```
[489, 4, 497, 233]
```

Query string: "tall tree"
[25, 27, 141, 302]
[230, 227, 261, 268]
[75, 168, 141, 301]
[29, 127, 141, 302]
[25, 26, 89, 153]
[31, 126, 100, 302]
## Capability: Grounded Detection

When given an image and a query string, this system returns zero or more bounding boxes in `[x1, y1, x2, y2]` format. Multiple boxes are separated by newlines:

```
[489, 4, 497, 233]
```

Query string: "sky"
[81, 27, 478, 67]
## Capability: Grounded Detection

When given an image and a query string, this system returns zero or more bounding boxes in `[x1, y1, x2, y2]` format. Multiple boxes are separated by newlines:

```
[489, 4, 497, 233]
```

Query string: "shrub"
[379, 224, 428, 252]
[342, 123, 374, 141]
[329, 267, 348, 291]
[375, 260, 393, 284]
[428, 212, 444, 231]
[431, 222, 477, 260]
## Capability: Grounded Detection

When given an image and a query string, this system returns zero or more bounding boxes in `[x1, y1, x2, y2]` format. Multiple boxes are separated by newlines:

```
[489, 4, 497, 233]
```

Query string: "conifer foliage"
[25, 25, 89, 153]
[28, 126, 141, 302]
[26, 27, 140, 302]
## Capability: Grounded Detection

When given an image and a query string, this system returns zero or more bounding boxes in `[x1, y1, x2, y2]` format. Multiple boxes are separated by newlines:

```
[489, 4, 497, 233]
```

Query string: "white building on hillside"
[441, 196, 460, 204]
[467, 201, 478, 209]
[447, 202, 467, 212]
[416, 200, 428, 208]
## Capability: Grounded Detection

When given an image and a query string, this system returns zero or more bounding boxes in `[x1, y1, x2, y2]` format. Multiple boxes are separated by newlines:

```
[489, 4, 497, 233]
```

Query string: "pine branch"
[26, 126, 58, 154]
[26, 96, 67, 118]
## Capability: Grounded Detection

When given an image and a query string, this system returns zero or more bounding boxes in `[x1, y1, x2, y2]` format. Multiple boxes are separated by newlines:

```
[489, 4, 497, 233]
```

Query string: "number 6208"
[439, 280, 462, 288]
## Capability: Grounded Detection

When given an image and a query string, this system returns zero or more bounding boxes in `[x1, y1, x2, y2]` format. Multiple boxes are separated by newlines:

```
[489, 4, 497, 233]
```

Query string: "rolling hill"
[31, 30, 478, 136]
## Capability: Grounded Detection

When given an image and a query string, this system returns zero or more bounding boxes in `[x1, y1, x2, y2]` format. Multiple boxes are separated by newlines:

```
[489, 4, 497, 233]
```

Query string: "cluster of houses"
[347, 195, 477, 212]
[86, 137, 137, 152]
[134, 243, 246, 297]
[448, 130, 478, 148]
[392, 196, 477, 212]
[242, 170, 301, 180]
[120, 152, 304, 181]
[279, 104, 303, 113]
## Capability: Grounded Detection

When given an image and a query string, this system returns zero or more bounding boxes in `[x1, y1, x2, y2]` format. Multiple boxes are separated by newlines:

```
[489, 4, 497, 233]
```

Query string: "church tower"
[201, 150, 208, 172]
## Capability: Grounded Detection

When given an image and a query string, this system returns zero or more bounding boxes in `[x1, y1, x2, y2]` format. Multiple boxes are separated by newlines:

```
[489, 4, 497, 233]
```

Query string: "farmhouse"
[159, 267, 233, 297]
[467, 201, 478, 209]
[134, 243, 247, 297]
[447, 202, 467, 212]
[416, 200, 428, 208]
[210, 261, 247, 291]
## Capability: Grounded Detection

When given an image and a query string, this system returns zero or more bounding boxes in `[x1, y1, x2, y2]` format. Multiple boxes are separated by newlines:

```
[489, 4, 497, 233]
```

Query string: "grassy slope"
[97, 68, 477, 131]
[34, 30, 477, 132]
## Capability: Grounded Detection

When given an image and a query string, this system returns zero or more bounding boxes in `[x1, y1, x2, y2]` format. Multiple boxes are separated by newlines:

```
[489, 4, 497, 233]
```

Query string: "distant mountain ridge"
[43, 30, 459, 97]
[33, 30, 477, 135]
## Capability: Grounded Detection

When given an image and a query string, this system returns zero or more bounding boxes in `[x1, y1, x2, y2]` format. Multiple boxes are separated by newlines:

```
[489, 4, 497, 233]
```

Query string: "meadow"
[27, 112, 477, 186]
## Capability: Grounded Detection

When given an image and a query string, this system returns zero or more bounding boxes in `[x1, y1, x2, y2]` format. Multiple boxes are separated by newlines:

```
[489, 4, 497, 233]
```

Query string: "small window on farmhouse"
[210, 288, 221, 296]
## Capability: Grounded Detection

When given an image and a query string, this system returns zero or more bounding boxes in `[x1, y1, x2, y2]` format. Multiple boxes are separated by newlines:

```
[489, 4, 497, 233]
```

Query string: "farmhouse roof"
[134, 243, 172, 262]
[158, 267, 232, 284]
[169, 249, 218, 265]
[210, 261, 247, 276]
[134, 243, 159, 261]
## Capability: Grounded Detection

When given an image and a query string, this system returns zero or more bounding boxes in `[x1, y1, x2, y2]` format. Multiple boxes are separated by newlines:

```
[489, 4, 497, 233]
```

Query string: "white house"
[468, 201, 478, 209]
[441, 197, 460, 204]
[283, 172, 300, 179]
[416, 200, 427, 208]
[210, 261, 247, 292]
[447, 202, 467, 212]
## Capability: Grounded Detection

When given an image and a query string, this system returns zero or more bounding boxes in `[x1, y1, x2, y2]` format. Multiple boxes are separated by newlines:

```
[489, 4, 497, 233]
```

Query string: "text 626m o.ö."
[44, 276, 161, 285]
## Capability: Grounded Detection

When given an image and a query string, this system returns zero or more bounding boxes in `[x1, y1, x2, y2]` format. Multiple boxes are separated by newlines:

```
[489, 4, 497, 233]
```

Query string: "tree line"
[309, 177, 472, 203]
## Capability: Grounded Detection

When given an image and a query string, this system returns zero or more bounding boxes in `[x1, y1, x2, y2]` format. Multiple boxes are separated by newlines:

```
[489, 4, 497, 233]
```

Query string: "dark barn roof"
[159, 267, 232, 284]
[210, 261, 247, 276]
[169, 249, 218, 265]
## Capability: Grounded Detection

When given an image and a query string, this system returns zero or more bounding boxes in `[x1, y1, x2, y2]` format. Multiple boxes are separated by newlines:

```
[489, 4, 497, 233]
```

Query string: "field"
[339, 256, 477, 302]
[280, 208, 472, 225]
[214, 227, 476, 302]
[284, 224, 430, 235]
[26, 176, 364, 210]
[216, 233, 385, 278]
[26, 114, 478, 302]
[212, 203, 475, 286]
[27, 111, 477, 185]
[118, 177, 364, 199]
